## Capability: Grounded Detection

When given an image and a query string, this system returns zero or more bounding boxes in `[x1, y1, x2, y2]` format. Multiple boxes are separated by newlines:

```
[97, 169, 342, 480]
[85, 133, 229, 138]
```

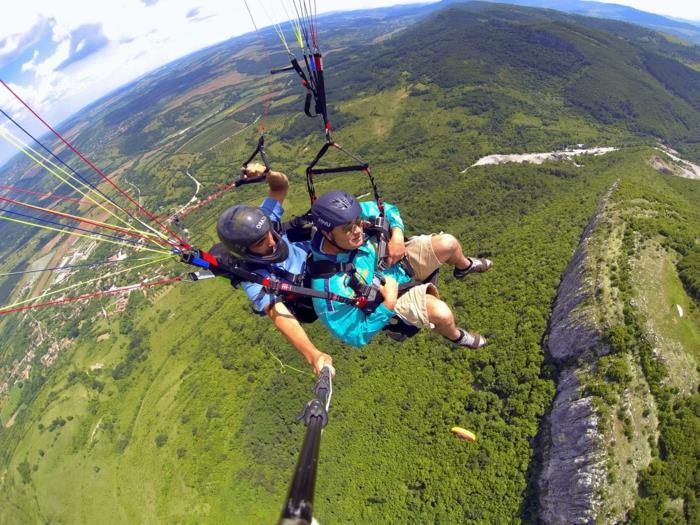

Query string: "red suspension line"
[0, 184, 133, 212]
[174, 182, 237, 219]
[0, 80, 190, 249]
[0, 195, 171, 248]
[0, 276, 183, 316]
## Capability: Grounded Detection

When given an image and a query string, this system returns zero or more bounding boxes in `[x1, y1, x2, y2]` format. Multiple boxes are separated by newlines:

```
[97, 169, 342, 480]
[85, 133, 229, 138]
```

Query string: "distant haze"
[588, 0, 700, 22]
[0, 0, 699, 167]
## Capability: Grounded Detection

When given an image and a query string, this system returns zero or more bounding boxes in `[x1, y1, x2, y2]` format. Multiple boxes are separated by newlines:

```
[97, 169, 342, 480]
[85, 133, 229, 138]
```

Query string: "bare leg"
[425, 294, 460, 339]
[425, 293, 487, 348]
[430, 233, 471, 270]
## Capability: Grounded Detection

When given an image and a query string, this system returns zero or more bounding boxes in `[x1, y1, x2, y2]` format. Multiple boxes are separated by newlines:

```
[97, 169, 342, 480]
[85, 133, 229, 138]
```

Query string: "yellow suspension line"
[1, 194, 168, 252]
[0, 254, 169, 278]
[281, 0, 302, 42]
[258, 1, 292, 54]
[1, 255, 175, 312]
[290, 0, 307, 50]
[0, 128, 169, 243]
[0, 213, 171, 254]
[0, 129, 172, 245]
[0, 128, 157, 237]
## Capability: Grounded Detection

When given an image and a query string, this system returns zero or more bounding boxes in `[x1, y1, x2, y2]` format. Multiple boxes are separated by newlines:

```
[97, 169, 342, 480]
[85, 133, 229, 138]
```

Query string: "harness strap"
[304, 141, 374, 204]
[305, 259, 356, 277]
[305, 251, 386, 313]
[281, 211, 314, 243]
[181, 247, 362, 308]
[364, 216, 391, 271]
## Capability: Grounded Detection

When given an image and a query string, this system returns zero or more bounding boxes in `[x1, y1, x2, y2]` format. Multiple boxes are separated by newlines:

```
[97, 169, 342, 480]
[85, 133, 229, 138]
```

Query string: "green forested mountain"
[0, 3, 698, 524]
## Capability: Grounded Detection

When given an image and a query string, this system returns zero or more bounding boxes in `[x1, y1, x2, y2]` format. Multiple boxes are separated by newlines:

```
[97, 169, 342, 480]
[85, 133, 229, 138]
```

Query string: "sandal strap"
[454, 257, 492, 279]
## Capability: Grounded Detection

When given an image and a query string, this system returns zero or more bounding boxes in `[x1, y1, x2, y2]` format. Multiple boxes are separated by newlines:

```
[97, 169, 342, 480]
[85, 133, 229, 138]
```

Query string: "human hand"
[243, 162, 267, 179]
[387, 234, 406, 266]
[379, 276, 399, 310]
[314, 352, 335, 377]
[267, 170, 288, 192]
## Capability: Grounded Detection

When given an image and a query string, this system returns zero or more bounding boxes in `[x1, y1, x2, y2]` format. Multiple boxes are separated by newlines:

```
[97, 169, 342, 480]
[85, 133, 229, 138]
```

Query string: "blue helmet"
[311, 191, 361, 231]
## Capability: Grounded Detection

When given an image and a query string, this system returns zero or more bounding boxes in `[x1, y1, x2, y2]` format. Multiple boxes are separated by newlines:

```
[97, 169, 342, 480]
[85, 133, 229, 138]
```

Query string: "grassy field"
[633, 241, 700, 394]
[0, 386, 22, 426]
[179, 118, 248, 154]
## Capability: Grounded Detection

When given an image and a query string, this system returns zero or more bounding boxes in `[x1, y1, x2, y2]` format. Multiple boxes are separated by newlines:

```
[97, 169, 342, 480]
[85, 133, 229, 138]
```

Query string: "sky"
[1, 0, 699, 166]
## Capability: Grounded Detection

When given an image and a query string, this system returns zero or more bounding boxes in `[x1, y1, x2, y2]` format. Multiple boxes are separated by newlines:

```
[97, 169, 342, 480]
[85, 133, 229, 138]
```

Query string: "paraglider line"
[0, 255, 167, 278]
[0, 255, 174, 312]
[0, 118, 166, 243]
[0, 80, 189, 249]
[0, 210, 170, 254]
[0, 184, 114, 208]
[0, 108, 159, 240]
[0, 206, 149, 246]
[0, 275, 182, 316]
[0, 195, 170, 248]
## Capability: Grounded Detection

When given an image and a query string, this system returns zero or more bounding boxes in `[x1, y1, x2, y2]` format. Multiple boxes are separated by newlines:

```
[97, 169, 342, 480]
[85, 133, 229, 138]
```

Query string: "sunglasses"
[342, 218, 363, 233]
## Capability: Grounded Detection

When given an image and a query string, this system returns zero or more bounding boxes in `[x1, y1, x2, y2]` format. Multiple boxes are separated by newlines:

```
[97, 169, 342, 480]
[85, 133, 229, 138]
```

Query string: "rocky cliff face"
[546, 210, 605, 363]
[539, 369, 605, 525]
[539, 180, 658, 524]
[539, 203, 608, 525]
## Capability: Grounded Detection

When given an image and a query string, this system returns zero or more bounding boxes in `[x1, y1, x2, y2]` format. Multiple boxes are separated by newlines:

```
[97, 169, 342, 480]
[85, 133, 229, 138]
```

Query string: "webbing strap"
[181, 248, 362, 308]
[235, 134, 270, 187]
[309, 165, 369, 175]
[305, 259, 356, 278]
[271, 58, 322, 122]
[304, 141, 377, 205]
[312, 54, 329, 134]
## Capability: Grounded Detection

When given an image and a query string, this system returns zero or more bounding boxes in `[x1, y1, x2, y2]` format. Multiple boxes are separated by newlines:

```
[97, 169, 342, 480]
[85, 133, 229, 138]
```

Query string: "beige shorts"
[404, 233, 442, 281]
[393, 234, 442, 328]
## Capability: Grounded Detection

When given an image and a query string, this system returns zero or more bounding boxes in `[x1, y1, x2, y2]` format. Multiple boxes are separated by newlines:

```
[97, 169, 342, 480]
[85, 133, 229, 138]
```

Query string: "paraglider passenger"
[216, 164, 334, 376]
[308, 191, 491, 348]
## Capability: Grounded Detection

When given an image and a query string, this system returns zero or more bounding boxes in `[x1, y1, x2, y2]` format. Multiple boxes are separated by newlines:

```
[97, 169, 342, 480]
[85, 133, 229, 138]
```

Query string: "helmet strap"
[321, 230, 346, 254]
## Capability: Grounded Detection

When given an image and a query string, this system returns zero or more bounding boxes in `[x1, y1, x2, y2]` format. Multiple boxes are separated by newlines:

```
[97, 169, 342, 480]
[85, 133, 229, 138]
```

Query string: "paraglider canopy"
[451, 427, 476, 442]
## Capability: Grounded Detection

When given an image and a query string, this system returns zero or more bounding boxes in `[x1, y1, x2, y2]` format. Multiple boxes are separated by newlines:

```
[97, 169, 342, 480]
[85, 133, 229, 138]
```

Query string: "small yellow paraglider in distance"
[451, 427, 476, 441]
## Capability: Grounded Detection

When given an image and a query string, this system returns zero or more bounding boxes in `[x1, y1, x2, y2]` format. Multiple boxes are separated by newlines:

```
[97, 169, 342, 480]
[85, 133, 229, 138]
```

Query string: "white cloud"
[2, 0, 700, 168]
[21, 51, 39, 73]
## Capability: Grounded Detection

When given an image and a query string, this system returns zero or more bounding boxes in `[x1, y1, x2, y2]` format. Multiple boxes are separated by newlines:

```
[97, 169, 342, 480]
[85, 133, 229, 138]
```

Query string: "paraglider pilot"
[216, 163, 334, 377]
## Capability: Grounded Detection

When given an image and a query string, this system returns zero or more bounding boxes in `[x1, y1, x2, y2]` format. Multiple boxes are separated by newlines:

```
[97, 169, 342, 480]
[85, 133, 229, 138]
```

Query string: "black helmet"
[311, 191, 361, 232]
[216, 205, 289, 264]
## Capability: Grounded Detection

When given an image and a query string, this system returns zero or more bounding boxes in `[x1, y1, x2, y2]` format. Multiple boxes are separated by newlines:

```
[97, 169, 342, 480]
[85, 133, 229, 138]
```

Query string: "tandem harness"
[179, 243, 379, 323]
[305, 236, 441, 342]
[179, 220, 436, 341]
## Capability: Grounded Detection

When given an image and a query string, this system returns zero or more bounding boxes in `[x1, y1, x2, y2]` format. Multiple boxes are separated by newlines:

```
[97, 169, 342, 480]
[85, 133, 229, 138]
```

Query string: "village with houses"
[0, 235, 159, 429]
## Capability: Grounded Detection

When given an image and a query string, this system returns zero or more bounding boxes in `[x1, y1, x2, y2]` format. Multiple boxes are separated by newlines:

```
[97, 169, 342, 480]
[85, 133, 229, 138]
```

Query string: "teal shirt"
[310, 201, 412, 347]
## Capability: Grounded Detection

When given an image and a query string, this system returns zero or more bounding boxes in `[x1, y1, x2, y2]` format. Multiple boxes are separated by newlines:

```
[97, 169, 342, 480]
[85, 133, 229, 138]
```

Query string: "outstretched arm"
[267, 301, 335, 377]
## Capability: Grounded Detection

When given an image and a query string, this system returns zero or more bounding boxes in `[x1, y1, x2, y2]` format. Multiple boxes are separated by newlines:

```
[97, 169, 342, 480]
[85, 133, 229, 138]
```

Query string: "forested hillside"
[1, 2, 698, 523]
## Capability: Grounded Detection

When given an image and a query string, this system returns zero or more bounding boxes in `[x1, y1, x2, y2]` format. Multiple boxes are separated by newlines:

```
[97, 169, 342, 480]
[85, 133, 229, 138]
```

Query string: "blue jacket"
[309, 201, 411, 347]
[242, 197, 309, 314]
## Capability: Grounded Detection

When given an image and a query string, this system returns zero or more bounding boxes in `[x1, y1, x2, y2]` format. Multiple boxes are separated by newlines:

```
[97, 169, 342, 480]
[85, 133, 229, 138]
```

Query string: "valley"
[1, 2, 699, 523]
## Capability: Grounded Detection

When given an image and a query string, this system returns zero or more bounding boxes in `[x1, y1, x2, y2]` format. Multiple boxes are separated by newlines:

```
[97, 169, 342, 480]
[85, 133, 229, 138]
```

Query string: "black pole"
[278, 365, 332, 525]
